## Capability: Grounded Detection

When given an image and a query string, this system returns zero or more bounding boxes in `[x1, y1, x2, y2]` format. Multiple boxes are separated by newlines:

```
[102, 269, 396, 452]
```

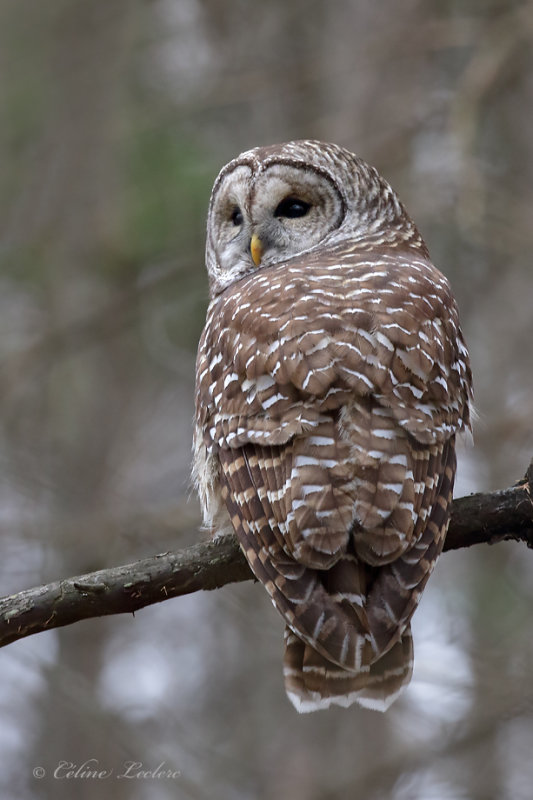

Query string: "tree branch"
[1, 459, 532, 649]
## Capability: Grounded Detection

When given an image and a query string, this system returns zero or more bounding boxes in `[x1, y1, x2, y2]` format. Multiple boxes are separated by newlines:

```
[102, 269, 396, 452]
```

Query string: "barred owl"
[193, 140, 472, 712]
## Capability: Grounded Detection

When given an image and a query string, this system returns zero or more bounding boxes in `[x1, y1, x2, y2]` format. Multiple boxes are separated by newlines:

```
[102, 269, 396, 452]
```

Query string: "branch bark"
[1, 460, 532, 649]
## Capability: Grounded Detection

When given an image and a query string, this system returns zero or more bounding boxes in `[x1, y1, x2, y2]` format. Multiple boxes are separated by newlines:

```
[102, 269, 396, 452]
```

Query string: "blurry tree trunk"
[2, 3, 140, 799]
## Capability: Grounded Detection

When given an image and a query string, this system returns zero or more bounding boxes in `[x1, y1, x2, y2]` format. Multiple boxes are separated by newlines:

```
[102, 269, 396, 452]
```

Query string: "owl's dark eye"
[274, 197, 311, 219]
[230, 207, 243, 226]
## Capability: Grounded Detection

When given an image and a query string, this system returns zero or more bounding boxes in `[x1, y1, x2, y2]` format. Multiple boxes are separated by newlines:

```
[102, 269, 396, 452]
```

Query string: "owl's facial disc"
[209, 162, 344, 290]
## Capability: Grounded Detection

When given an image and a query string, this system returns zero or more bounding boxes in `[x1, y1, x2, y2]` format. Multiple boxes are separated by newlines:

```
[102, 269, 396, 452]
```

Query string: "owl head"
[205, 140, 421, 296]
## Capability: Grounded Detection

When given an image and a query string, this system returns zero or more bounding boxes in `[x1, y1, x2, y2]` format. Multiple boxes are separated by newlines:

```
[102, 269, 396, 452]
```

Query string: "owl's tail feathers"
[283, 625, 413, 713]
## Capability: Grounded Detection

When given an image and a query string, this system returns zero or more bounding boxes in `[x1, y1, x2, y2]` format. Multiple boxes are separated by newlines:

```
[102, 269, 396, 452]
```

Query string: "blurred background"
[1, 1, 532, 798]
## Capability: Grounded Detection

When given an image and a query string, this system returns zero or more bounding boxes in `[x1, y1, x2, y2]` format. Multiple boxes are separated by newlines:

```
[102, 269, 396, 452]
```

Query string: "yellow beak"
[250, 233, 263, 266]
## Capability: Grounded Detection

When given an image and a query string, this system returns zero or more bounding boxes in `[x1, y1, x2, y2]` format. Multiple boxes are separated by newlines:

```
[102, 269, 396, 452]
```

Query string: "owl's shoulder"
[203, 243, 456, 350]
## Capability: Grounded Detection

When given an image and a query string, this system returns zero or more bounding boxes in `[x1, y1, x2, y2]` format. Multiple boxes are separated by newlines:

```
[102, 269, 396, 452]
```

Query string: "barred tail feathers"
[284, 625, 413, 713]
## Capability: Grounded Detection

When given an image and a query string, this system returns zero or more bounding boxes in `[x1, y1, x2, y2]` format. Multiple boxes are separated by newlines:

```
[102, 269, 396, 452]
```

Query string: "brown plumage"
[193, 140, 472, 712]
